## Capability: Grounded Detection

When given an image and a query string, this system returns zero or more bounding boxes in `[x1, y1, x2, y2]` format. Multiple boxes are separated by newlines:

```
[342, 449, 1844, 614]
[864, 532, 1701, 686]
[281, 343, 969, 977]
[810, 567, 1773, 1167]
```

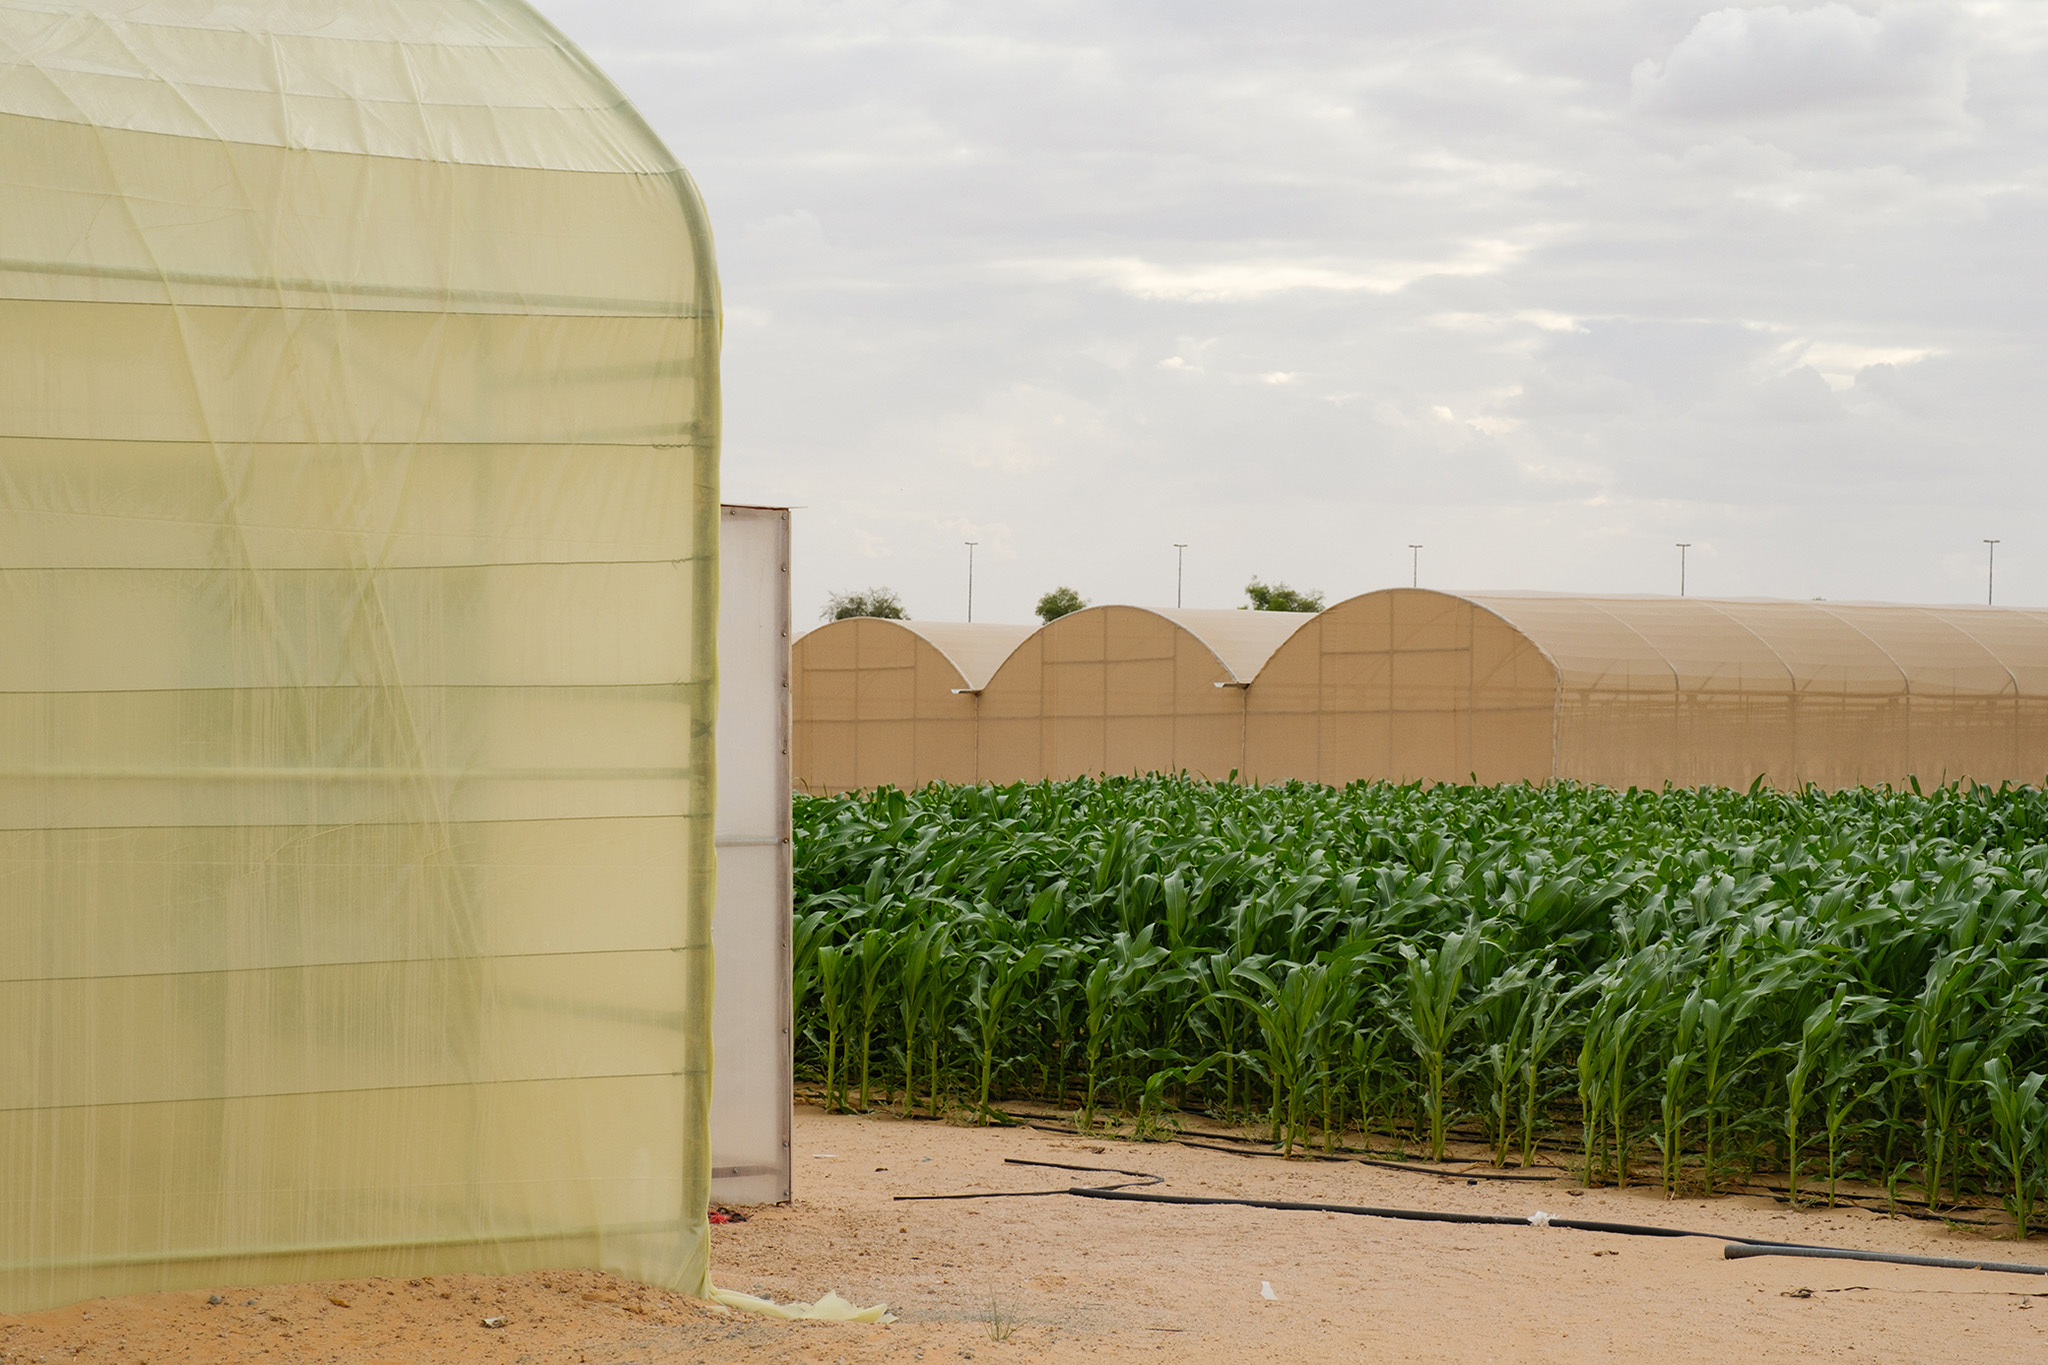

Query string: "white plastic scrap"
[1260, 1281, 1277, 1300]
[710, 1287, 896, 1324]
[1527, 1211, 1553, 1227]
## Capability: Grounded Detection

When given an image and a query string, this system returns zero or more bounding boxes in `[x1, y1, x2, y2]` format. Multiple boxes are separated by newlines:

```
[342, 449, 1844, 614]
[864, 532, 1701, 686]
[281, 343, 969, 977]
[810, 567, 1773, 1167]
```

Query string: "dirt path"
[7, 1106, 2047, 1362]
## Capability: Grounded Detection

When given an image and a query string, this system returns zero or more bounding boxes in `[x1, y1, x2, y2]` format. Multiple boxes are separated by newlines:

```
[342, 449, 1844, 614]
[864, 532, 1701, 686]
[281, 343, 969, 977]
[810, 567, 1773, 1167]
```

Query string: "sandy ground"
[7, 1105, 2048, 1363]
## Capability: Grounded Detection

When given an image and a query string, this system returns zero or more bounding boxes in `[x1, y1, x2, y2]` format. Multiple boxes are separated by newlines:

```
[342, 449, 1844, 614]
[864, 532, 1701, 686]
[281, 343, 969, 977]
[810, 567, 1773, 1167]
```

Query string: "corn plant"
[964, 941, 1051, 1124]
[852, 927, 894, 1110]
[1079, 929, 1168, 1130]
[895, 922, 949, 1118]
[814, 942, 854, 1110]
[1227, 955, 1359, 1155]
[1983, 1057, 2047, 1238]
[1783, 986, 1882, 1205]
[1383, 926, 1488, 1160]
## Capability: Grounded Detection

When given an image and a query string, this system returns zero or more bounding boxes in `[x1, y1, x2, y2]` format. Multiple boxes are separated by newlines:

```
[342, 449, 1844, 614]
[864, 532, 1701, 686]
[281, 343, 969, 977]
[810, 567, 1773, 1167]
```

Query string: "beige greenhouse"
[794, 590, 2048, 793]
[979, 607, 1314, 783]
[1, 0, 723, 1313]
[792, 618, 1035, 793]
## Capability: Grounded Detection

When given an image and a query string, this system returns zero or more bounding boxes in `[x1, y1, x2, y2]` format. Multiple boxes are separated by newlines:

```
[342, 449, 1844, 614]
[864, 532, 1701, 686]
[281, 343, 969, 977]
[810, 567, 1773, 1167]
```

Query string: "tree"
[1035, 586, 1087, 622]
[1243, 578, 1324, 612]
[822, 588, 908, 622]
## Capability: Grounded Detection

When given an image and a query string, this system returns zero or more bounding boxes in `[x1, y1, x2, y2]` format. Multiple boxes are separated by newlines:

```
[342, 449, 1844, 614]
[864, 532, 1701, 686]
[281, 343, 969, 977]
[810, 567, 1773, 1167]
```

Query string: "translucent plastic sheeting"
[711, 509, 792, 1206]
[0, 0, 720, 1313]
[711, 1287, 895, 1322]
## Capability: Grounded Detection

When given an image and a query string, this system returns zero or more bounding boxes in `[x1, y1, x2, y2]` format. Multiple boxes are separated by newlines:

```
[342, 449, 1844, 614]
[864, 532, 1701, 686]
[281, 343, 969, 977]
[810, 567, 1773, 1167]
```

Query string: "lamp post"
[1408, 544, 1422, 589]
[1985, 539, 2000, 606]
[1677, 543, 1691, 597]
[1174, 544, 1188, 608]
[964, 541, 978, 622]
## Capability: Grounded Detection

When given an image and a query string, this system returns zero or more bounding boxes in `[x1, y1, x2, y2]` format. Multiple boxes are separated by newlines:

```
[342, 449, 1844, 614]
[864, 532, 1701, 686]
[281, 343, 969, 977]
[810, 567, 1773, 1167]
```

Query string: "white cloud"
[1797, 340, 1940, 388]
[1631, 4, 1965, 121]
[1008, 241, 1527, 301]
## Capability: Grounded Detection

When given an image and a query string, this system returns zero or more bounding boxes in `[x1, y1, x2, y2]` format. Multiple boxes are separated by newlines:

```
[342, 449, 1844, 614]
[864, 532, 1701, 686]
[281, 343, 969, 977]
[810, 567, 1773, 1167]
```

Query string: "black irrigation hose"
[1164, 1124, 1512, 1165]
[1725, 1243, 2048, 1277]
[892, 1158, 1164, 1201]
[1069, 1185, 1824, 1248]
[906, 1161, 1822, 1249]
[1172, 1137, 1558, 1181]
[1740, 1186, 1999, 1228]
[900, 1159, 2048, 1275]
[1069, 1184, 2048, 1276]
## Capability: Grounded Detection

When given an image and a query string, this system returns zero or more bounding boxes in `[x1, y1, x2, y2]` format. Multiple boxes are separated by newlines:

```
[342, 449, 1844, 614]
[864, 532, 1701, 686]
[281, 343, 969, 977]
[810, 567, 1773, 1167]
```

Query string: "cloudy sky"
[538, 0, 2047, 623]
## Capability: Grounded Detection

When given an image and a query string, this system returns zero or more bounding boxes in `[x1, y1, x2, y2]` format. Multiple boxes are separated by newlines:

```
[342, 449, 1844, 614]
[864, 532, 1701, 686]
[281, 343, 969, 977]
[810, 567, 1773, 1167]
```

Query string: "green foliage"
[823, 587, 908, 621]
[1985, 1058, 2048, 1237]
[1035, 586, 1088, 622]
[794, 775, 2048, 1229]
[1243, 578, 1324, 612]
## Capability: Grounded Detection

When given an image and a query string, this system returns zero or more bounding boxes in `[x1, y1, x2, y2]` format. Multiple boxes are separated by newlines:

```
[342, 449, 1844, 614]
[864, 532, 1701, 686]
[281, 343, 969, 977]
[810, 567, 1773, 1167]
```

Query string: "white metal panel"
[711, 505, 792, 1204]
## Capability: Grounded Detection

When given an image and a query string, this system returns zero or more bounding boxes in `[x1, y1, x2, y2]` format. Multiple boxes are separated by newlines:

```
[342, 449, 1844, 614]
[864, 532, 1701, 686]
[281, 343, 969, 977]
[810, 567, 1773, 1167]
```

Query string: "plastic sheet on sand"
[710, 1287, 896, 1323]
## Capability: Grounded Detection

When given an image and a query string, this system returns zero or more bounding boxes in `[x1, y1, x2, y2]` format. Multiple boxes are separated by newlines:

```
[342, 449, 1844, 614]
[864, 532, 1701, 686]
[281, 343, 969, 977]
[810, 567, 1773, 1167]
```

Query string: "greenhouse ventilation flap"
[0, 0, 722, 1311]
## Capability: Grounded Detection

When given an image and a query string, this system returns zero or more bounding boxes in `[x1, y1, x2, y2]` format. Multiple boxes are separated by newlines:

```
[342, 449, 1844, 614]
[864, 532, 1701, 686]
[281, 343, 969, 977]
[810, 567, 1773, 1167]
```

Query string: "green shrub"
[822, 587, 907, 621]
[1244, 578, 1323, 612]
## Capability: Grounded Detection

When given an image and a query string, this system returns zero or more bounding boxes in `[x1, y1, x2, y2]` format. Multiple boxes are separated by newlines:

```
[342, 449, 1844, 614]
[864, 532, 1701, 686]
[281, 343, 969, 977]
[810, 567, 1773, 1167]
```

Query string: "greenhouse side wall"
[0, 1, 719, 1312]
[1475, 596, 2048, 791]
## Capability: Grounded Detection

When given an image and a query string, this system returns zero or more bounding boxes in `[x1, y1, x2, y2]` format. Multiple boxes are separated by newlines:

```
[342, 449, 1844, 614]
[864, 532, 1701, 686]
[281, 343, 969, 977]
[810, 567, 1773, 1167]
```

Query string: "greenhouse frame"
[793, 589, 2048, 793]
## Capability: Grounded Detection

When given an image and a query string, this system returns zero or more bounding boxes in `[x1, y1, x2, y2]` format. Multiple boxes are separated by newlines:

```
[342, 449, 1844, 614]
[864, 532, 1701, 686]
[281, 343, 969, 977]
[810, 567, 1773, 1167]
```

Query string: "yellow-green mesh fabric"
[0, 0, 720, 1311]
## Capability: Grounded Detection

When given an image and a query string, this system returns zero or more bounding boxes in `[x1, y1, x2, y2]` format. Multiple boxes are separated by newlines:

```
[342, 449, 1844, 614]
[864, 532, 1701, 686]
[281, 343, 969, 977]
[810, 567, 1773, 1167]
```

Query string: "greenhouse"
[1, 0, 723, 1312]
[978, 606, 1314, 784]
[794, 590, 2048, 792]
[792, 618, 1035, 794]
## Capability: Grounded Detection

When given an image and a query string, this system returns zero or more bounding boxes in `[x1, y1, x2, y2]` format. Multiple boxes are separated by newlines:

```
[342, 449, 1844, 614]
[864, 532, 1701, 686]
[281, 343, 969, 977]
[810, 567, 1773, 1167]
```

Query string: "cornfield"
[792, 776, 2048, 1231]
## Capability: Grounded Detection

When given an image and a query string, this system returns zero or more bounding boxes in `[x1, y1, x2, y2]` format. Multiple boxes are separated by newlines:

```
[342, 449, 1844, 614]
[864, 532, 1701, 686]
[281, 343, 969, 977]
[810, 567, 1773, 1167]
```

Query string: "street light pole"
[1173, 544, 1188, 608]
[1985, 539, 2000, 606]
[1408, 544, 1422, 589]
[1677, 543, 1691, 597]
[964, 541, 978, 622]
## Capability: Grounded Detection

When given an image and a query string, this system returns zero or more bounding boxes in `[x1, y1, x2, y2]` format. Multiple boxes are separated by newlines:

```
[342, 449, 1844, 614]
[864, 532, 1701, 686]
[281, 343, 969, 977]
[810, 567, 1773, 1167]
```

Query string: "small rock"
[243, 1299, 257, 1307]
[328, 1297, 351, 1308]
[482, 1315, 509, 1328]
[206, 1296, 224, 1306]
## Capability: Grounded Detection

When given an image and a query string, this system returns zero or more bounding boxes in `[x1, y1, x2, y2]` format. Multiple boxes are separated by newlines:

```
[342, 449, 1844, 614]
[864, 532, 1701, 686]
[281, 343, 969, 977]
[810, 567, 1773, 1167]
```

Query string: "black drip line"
[894, 1159, 2048, 1277]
